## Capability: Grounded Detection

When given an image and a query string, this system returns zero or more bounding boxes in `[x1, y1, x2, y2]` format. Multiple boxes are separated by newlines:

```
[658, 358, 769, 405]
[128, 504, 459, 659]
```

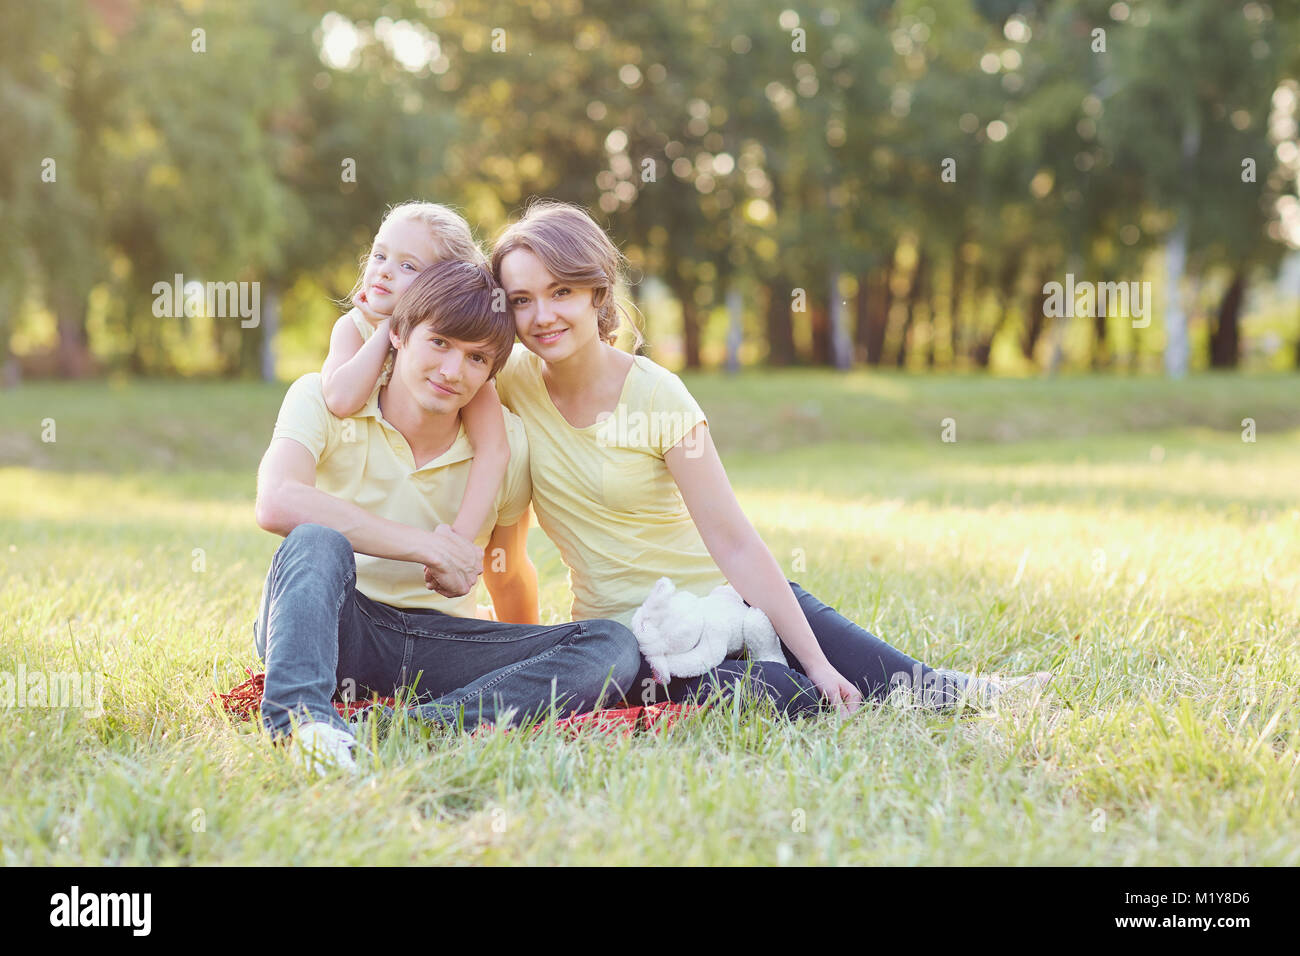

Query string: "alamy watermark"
[1, 663, 104, 717]
[595, 405, 705, 458]
[152, 273, 260, 328]
[1042, 273, 1152, 328]
[50, 886, 150, 935]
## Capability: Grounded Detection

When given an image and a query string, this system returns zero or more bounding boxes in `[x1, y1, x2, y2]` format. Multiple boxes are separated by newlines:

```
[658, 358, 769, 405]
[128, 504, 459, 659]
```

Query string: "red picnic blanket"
[212, 669, 701, 737]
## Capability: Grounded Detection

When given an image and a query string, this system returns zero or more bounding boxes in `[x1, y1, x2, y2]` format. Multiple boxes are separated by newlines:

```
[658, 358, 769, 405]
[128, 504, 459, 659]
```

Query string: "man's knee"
[276, 524, 354, 575]
[578, 619, 642, 689]
[267, 524, 355, 603]
[282, 523, 351, 558]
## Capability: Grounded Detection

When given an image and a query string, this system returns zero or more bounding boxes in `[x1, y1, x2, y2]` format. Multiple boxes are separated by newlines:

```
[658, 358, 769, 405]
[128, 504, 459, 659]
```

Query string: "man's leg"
[254, 523, 404, 739]
[363, 611, 642, 730]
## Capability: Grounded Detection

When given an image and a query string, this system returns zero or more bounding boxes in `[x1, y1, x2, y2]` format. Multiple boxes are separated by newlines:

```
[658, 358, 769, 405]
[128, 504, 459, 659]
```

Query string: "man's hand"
[421, 524, 483, 597]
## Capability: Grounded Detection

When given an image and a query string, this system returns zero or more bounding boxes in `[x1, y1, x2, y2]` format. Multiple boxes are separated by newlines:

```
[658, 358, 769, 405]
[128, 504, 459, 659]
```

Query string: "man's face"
[388, 322, 495, 416]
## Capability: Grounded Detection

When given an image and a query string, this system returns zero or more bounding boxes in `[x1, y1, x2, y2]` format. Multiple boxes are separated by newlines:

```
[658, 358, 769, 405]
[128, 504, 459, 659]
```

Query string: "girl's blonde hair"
[490, 200, 642, 349]
[343, 201, 487, 308]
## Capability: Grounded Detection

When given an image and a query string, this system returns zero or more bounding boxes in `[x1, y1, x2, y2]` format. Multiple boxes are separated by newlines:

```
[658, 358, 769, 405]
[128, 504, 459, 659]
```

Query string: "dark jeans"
[253, 524, 642, 738]
[621, 581, 965, 716]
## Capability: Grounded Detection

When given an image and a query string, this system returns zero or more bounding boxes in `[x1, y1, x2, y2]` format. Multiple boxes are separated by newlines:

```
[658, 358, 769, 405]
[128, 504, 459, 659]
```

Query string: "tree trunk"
[53, 290, 94, 379]
[925, 282, 941, 368]
[1164, 214, 1191, 379]
[967, 261, 993, 367]
[1209, 270, 1244, 369]
[1026, 271, 1052, 367]
[829, 270, 851, 370]
[854, 274, 871, 364]
[681, 294, 701, 369]
[1296, 299, 1300, 369]
[810, 299, 832, 365]
[1092, 307, 1109, 370]
[260, 281, 280, 382]
[1017, 263, 1044, 362]
[666, 274, 701, 369]
[665, 251, 702, 369]
[949, 251, 966, 366]
[765, 279, 796, 366]
[724, 287, 742, 373]
[1164, 117, 1200, 379]
[894, 247, 926, 368]
[857, 264, 892, 366]
[1, 357, 17, 388]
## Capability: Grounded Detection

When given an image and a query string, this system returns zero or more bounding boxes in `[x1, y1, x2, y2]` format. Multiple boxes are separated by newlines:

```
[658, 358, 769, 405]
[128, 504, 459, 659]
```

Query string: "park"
[1, 0, 1297, 875]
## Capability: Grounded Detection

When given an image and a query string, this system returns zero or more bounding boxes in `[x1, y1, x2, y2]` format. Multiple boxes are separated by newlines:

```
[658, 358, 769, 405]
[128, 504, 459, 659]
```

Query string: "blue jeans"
[252, 524, 642, 738]
[623, 582, 965, 715]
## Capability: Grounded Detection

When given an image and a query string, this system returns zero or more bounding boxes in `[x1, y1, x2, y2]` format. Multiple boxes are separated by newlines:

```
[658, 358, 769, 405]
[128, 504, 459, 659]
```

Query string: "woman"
[488, 201, 1048, 717]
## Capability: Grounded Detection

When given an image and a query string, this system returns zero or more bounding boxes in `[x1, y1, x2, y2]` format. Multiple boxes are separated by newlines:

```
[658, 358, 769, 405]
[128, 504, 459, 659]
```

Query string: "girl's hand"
[805, 663, 863, 716]
[353, 289, 390, 326]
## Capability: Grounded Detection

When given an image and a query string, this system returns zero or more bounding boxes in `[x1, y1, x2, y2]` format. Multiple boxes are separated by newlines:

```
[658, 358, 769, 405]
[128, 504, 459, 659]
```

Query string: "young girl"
[487, 201, 1050, 716]
[323, 202, 509, 545]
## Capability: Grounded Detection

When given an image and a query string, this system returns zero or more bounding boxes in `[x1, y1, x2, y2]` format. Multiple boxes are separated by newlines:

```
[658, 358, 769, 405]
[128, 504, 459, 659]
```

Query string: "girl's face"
[361, 216, 440, 316]
[499, 248, 600, 362]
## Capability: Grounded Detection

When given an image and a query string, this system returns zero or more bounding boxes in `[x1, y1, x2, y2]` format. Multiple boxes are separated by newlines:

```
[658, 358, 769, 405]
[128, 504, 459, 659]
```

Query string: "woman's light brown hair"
[490, 200, 642, 349]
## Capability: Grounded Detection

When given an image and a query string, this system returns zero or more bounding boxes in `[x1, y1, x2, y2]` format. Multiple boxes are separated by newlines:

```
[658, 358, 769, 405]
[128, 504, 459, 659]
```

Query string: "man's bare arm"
[255, 436, 482, 597]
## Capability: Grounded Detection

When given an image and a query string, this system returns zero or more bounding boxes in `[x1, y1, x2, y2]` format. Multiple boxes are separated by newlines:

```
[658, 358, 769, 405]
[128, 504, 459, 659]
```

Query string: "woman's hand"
[805, 662, 863, 716]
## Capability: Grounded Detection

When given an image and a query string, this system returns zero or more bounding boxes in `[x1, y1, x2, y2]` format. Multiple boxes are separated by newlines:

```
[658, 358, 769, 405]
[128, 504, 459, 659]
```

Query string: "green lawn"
[1, 370, 1297, 865]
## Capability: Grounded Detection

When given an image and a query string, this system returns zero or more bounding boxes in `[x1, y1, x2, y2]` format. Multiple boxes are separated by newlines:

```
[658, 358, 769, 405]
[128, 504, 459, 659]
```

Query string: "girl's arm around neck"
[452, 381, 511, 540]
[322, 311, 392, 417]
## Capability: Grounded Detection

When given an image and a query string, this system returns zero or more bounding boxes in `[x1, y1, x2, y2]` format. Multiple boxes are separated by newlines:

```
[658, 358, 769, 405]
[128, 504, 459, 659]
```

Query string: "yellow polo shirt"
[270, 372, 531, 616]
[495, 344, 725, 626]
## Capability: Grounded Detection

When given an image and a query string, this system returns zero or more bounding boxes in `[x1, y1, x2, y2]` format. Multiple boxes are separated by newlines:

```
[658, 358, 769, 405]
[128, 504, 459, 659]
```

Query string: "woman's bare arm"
[665, 422, 862, 714]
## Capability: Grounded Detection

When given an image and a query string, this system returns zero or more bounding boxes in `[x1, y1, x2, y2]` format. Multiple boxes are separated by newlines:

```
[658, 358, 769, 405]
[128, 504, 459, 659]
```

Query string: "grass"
[1, 369, 1298, 865]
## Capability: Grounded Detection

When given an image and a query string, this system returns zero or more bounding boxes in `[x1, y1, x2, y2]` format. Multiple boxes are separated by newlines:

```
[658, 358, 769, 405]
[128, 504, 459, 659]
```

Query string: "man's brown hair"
[391, 259, 514, 377]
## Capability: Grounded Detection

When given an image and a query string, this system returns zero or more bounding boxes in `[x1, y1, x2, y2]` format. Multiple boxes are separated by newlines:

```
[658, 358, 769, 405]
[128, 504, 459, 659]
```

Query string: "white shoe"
[292, 720, 360, 777]
[935, 669, 1002, 709]
[937, 670, 1053, 710]
[994, 671, 1054, 708]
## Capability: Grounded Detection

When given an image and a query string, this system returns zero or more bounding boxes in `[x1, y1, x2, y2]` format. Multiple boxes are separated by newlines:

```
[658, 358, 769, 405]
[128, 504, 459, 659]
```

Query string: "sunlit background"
[4, 0, 1299, 382]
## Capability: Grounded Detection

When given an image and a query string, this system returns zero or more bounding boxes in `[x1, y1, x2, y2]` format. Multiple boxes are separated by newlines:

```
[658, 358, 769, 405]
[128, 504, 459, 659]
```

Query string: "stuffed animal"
[630, 577, 788, 684]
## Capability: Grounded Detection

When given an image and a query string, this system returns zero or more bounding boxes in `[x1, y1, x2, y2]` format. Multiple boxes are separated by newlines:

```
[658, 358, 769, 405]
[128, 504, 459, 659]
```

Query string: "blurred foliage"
[2, 0, 1297, 379]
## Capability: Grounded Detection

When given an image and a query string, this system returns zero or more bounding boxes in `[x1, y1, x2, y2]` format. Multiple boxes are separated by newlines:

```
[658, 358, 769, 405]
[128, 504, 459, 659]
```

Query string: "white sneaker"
[994, 671, 1054, 708]
[937, 670, 1053, 710]
[935, 669, 1002, 709]
[292, 720, 360, 777]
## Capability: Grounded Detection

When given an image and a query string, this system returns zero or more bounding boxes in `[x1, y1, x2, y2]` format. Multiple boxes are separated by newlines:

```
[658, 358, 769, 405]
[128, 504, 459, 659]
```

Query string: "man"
[252, 258, 641, 774]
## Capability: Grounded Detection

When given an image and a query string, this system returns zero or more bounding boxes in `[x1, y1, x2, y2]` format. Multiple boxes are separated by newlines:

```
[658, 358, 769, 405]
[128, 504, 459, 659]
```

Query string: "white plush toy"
[630, 577, 788, 684]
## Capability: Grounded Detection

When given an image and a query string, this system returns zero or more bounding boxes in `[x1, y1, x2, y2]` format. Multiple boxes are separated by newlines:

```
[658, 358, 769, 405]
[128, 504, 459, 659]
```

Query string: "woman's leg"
[623, 654, 823, 718]
[784, 581, 965, 708]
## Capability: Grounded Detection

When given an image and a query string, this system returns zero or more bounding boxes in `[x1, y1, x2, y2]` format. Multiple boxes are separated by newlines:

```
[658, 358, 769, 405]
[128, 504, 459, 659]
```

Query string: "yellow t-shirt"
[495, 344, 725, 626]
[271, 372, 531, 616]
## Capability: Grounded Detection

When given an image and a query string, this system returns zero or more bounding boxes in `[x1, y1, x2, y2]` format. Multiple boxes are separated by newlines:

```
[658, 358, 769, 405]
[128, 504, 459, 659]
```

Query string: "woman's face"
[499, 248, 600, 362]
